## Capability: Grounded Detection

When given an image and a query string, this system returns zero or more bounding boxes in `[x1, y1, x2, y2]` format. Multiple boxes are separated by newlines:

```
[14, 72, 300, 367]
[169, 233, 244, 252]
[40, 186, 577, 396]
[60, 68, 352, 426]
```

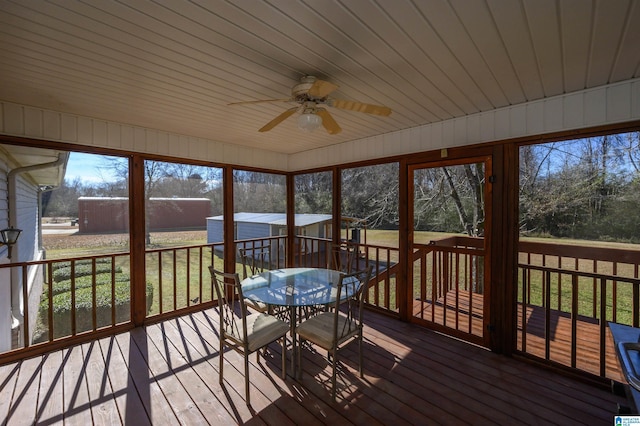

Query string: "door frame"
[406, 154, 493, 348]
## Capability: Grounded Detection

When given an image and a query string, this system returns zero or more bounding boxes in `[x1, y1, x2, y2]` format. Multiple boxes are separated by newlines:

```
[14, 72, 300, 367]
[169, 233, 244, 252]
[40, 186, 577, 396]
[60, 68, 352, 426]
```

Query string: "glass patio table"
[240, 267, 353, 376]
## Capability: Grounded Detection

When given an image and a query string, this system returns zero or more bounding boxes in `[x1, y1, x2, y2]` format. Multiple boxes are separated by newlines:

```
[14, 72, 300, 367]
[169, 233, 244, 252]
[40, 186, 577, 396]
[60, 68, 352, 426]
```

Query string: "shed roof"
[208, 213, 332, 227]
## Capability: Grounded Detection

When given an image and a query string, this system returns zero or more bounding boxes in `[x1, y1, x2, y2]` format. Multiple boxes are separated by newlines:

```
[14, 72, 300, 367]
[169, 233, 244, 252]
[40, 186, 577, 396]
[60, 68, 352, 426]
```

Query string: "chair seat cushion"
[229, 313, 289, 353]
[245, 299, 269, 313]
[295, 312, 360, 351]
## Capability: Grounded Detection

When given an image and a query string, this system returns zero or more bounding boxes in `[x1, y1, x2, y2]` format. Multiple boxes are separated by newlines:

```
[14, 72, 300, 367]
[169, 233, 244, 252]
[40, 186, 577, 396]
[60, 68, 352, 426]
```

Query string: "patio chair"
[239, 246, 271, 313]
[330, 242, 356, 273]
[239, 246, 289, 321]
[294, 266, 373, 401]
[209, 267, 289, 406]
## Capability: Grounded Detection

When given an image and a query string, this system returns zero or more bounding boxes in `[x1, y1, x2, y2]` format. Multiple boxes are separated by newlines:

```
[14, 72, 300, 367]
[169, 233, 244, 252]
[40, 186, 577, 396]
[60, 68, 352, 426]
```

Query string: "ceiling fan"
[228, 75, 392, 135]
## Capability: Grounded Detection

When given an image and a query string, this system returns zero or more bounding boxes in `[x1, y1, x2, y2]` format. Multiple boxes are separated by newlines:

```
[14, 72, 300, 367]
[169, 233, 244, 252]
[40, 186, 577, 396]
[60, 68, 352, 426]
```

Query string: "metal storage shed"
[206, 213, 333, 244]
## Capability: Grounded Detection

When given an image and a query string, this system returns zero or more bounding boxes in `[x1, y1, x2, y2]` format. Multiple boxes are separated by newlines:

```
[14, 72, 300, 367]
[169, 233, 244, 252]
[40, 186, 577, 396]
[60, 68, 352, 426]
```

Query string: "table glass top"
[240, 267, 350, 307]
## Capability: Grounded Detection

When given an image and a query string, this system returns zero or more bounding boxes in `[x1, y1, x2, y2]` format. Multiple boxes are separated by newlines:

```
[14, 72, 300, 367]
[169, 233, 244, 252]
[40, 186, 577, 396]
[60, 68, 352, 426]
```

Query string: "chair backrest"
[239, 245, 271, 279]
[209, 266, 248, 343]
[332, 266, 373, 339]
[331, 242, 356, 273]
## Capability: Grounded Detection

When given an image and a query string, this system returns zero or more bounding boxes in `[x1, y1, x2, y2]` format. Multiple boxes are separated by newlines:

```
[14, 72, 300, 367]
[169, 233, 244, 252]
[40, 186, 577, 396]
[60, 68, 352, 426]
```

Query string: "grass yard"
[41, 228, 640, 324]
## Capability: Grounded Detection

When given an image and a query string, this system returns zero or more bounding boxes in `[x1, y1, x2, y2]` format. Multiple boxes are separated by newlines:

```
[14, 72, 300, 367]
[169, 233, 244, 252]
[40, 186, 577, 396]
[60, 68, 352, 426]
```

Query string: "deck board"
[0, 308, 626, 425]
[96, 335, 151, 426]
[413, 290, 624, 381]
[83, 341, 121, 425]
[62, 345, 93, 426]
[37, 351, 65, 425]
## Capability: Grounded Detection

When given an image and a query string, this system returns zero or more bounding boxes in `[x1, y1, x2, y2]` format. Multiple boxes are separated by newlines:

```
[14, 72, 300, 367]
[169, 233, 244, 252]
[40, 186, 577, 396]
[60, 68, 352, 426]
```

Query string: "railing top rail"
[234, 235, 285, 244]
[428, 235, 484, 249]
[296, 235, 398, 252]
[519, 239, 640, 264]
[145, 242, 221, 254]
[519, 262, 640, 285]
[0, 252, 129, 269]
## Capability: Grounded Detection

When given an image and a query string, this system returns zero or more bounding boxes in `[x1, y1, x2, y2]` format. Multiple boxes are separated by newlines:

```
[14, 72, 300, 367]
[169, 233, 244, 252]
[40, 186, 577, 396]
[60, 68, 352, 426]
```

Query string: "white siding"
[0, 159, 44, 348]
[13, 175, 39, 263]
[12, 174, 44, 346]
[0, 159, 9, 351]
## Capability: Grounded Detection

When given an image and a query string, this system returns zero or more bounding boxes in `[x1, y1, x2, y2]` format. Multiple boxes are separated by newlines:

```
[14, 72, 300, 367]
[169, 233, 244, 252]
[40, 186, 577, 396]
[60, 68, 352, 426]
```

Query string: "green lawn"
[42, 229, 640, 324]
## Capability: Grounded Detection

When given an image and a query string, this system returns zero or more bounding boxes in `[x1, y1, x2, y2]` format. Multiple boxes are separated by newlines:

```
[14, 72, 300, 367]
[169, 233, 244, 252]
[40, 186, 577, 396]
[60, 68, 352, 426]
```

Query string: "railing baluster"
[48, 262, 54, 342]
[186, 247, 191, 306]
[158, 252, 163, 315]
[612, 262, 618, 323]
[111, 255, 116, 325]
[544, 270, 551, 361]
[520, 267, 528, 352]
[199, 247, 204, 304]
[173, 249, 177, 311]
[91, 258, 97, 331]
[71, 259, 77, 336]
[635, 263, 640, 328]
[21, 264, 29, 348]
[571, 273, 578, 368]
[599, 277, 607, 378]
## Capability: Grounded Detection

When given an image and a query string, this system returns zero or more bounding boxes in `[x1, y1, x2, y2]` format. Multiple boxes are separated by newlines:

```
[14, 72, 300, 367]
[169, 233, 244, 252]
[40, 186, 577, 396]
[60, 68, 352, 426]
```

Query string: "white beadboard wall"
[291, 78, 640, 170]
[0, 103, 288, 171]
[1, 79, 639, 172]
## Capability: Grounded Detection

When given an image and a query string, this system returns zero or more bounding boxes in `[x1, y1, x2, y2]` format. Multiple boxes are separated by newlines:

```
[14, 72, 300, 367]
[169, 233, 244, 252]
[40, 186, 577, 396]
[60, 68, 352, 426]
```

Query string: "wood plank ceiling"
[0, 0, 639, 155]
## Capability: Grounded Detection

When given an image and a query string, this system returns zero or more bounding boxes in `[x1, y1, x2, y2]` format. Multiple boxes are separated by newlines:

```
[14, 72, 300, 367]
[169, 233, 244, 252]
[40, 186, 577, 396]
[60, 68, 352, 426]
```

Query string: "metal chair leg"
[219, 336, 224, 384]
[296, 338, 302, 379]
[281, 337, 286, 380]
[245, 355, 251, 406]
[358, 333, 363, 377]
[331, 349, 338, 401]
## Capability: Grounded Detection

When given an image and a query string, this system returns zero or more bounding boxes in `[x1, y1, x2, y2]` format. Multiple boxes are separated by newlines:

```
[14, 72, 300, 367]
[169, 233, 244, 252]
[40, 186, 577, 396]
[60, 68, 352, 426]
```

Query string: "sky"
[65, 152, 123, 183]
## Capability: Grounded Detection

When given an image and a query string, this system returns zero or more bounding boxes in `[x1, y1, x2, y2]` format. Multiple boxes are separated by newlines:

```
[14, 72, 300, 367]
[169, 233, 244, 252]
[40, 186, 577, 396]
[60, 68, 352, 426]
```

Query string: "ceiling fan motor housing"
[292, 75, 321, 101]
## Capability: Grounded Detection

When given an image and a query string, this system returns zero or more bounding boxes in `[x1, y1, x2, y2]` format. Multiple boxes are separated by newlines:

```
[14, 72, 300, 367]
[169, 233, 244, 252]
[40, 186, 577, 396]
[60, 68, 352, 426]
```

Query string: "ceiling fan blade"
[258, 107, 298, 132]
[228, 98, 291, 106]
[316, 108, 342, 135]
[308, 79, 339, 98]
[329, 98, 392, 116]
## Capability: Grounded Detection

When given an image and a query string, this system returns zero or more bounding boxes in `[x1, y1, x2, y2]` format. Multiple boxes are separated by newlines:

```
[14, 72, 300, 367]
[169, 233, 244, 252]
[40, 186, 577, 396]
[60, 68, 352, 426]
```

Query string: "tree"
[233, 171, 286, 213]
[42, 177, 86, 217]
[295, 171, 332, 214]
[341, 163, 399, 229]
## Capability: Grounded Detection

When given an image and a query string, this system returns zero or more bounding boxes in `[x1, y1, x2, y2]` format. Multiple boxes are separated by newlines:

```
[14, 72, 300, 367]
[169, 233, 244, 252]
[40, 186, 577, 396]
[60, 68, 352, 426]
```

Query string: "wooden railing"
[294, 236, 401, 314]
[144, 242, 224, 319]
[0, 253, 133, 360]
[411, 236, 485, 341]
[3, 234, 403, 357]
[517, 240, 640, 379]
[11, 232, 635, 381]
[235, 236, 287, 271]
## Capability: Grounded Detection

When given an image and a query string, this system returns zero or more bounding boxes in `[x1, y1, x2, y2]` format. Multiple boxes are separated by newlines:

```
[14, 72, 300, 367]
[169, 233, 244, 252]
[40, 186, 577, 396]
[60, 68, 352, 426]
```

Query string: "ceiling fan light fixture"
[297, 111, 322, 132]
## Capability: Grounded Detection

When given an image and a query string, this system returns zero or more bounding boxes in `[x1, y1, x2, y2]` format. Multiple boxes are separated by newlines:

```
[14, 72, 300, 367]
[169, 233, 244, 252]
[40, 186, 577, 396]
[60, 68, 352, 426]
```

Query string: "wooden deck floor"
[0, 308, 625, 425]
[413, 291, 624, 382]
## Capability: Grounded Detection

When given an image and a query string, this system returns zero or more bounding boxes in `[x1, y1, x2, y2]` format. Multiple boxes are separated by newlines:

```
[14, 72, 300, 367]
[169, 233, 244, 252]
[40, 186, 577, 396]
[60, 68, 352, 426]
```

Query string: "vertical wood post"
[332, 167, 341, 246]
[130, 155, 146, 326]
[398, 159, 409, 321]
[286, 174, 295, 267]
[223, 166, 235, 275]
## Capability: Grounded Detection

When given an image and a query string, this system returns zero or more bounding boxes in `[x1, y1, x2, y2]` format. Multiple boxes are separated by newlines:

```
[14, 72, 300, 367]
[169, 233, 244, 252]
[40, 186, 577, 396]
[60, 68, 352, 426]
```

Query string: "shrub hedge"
[40, 276, 154, 339]
[51, 273, 131, 295]
[53, 263, 122, 282]
[51, 257, 113, 271]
